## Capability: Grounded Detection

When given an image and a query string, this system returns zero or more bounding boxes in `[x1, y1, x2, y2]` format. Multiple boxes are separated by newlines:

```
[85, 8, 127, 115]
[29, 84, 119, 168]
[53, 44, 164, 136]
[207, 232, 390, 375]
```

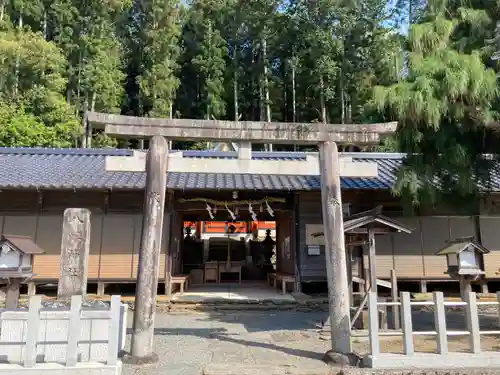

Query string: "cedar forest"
[0, 0, 500, 207]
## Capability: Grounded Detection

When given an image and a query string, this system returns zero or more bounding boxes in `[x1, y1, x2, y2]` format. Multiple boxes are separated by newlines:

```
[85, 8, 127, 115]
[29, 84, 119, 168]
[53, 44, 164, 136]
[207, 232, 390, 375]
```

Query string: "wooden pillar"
[390, 269, 400, 330]
[97, 282, 106, 297]
[368, 227, 377, 294]
[5, 279, 21, 308]
[58, 208, 91, 300]
[27, 282, 36, 297]
[480, 278, 489, 294]
[318, 141, 352, 355]
[460, 277, 473, 301]
[163, 192, 174, 296]
[129, 136, 168, 363]
[363, 246, 370, 292]
[420, 280, 428, 293]
[347, 248, 353, 307]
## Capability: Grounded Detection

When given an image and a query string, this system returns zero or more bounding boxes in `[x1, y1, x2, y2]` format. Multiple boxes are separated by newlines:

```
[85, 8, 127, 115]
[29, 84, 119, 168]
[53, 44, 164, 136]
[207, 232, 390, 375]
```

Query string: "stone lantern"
[0, 235, 45, 308]
[435, 237, 489, 299]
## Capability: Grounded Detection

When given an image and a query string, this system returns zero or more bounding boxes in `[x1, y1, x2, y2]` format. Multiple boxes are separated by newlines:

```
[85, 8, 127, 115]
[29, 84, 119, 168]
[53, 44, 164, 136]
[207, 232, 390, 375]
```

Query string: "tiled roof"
[0, 147, 404, 191]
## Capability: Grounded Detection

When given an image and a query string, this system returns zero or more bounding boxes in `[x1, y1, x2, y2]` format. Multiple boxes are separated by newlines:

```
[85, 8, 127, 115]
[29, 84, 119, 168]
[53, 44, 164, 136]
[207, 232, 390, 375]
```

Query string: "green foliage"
[372, 0, 499, 209]
[0, 104, 78, 147]
[0, 28, 81, 147]
[0, 29, 67, 100]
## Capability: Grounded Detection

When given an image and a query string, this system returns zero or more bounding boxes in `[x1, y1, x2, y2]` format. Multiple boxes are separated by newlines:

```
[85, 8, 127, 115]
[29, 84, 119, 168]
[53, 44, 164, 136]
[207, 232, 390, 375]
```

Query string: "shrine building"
[0, 147, 498, 294]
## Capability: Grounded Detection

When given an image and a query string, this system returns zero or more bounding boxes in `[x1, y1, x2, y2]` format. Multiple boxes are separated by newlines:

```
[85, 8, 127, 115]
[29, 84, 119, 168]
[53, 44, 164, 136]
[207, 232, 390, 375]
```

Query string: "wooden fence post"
[24, 296, 41, 367]
[496, 291, 500, 327]
[400, 292, 414, 355]
[107, 295, 121, 365]
[390, 269, 400, 330]
[433, 292, 448, 354]
[368, 291, 380, 356]
[465, 292, 481, 354]
[66, 295, 82, 366]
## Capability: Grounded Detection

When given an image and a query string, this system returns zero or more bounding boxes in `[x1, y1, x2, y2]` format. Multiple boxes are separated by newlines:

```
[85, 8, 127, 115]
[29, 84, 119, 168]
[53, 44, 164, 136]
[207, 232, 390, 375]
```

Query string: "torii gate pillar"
[319, 141, 351, 357]
[126, 136, 168, 363]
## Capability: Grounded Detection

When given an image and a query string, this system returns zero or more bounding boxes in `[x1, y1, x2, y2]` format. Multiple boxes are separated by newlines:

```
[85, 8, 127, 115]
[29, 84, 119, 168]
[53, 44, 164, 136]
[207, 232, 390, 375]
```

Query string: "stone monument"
[57, 208, 91, 300]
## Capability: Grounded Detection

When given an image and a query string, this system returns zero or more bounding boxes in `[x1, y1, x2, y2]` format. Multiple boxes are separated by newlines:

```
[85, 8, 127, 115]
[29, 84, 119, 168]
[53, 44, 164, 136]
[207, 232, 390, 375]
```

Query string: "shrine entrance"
[168, 190, 297, 300]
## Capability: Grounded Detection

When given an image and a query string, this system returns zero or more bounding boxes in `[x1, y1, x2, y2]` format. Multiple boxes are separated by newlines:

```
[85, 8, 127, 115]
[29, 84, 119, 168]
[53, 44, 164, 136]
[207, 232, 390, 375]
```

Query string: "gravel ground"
[122, 311, 333, 375]
[121, 306, 500, 375]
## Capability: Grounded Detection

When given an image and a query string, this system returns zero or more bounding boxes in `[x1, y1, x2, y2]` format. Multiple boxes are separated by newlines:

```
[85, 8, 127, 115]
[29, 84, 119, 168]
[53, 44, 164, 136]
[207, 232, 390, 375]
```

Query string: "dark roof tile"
[0, 147, 449, 191]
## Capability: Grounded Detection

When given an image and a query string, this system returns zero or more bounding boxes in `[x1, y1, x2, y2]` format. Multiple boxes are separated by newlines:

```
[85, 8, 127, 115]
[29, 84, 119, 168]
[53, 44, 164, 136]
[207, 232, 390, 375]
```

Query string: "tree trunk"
[76, 50, 83, 115]
[206, 112, 210, 149]
[409, 0, 413, 24]
[347, 97, 352, 123]
[320, 77, 327, 124]
[283, 67, 287, 122]
[233, 43, 239, 121]
[169, 103, 173, 149]
[14, 14, 23, 97]
[0, 1, 5, 22]
[291, 58, 297, 123]
[340, 72, 345, 124]
[43, 10, 48, 40]
[83, 92, 96, 148]
[262, 37, 272, 151]
[81, 97, 90, 148]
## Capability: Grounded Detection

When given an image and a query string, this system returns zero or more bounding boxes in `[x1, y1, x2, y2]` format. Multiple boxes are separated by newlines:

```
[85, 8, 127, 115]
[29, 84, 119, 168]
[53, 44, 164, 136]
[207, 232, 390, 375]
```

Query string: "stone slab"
[58, 208, 91, 300]
[364, 352, 500, 369]
[0, 361, 121, 375]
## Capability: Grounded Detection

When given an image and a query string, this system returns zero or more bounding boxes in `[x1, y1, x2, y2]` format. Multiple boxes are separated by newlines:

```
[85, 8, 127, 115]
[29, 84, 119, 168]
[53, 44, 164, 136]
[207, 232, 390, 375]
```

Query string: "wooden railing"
[367, 291, 500, 356]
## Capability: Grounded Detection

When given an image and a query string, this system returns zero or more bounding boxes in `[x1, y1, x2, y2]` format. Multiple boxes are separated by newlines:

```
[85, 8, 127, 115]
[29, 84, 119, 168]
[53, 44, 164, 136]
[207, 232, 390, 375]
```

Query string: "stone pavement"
[122, 311, 333, 375]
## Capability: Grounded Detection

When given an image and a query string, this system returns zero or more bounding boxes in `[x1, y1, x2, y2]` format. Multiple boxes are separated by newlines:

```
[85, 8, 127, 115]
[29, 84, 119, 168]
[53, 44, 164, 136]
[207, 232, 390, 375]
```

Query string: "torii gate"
[87, 112, 397, 364]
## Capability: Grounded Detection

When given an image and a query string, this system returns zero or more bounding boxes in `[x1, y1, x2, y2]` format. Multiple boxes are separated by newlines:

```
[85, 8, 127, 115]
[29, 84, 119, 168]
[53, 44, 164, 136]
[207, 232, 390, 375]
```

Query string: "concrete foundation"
[364, 352, 500, 369]
[0, 362, 121, 375]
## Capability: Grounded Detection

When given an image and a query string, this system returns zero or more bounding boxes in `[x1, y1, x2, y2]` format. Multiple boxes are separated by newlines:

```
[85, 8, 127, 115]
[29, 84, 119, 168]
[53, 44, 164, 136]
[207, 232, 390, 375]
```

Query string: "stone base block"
[0, 361, 121, 375]
[364, 352, 500, 369]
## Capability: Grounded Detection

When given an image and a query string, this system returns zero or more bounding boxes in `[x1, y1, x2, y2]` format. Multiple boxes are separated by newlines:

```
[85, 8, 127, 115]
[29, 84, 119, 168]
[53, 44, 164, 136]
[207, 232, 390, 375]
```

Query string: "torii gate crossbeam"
[87, 112, 396, 144]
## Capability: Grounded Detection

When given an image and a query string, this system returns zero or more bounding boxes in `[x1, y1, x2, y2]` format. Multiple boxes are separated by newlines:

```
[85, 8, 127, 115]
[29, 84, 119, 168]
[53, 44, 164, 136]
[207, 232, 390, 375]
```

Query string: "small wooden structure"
[313, 206, 413, 293]
[168, 275, 191, 295]
[313, 206, 413, 330]
[268, 272, 296, 294]
[0, 234, 44, 308]
[436, 237, 490, 299]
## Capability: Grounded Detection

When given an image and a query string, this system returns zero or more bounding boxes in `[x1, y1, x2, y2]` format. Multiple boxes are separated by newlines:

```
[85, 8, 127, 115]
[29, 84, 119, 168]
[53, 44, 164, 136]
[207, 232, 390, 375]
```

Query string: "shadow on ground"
[156, 327, 324, 361]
